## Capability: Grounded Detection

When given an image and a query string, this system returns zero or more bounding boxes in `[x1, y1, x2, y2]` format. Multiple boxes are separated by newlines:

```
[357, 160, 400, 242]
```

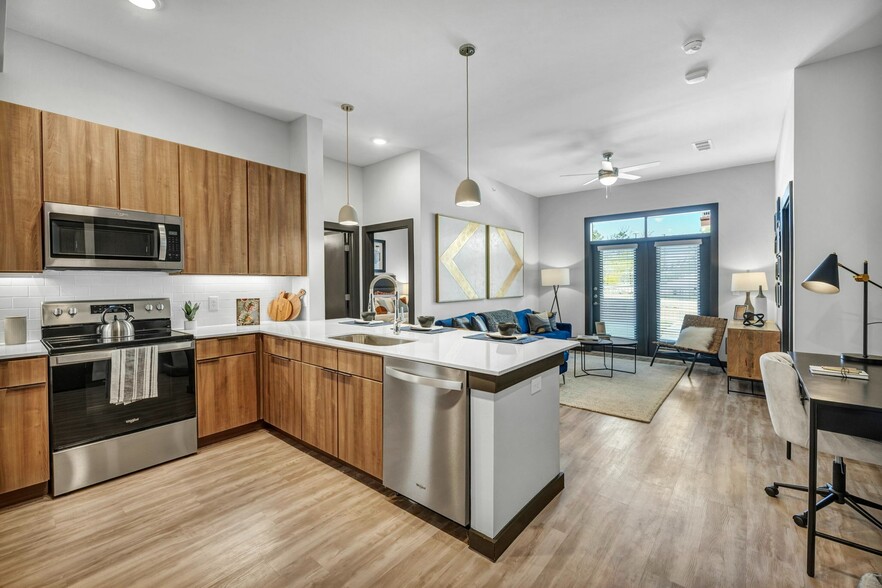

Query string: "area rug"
[560, 353, 686, 423]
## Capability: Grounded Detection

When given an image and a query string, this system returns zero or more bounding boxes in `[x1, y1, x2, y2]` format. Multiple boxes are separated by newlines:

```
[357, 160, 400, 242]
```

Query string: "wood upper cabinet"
[263, 352, 302, 438]
[118, 130, 180, 215]
[0, 358, 49, 494]
[196, 346, 258, 438]
[0, 102, 43, 272]
[301, 363, 338, 456]
[247, 162, 306, 276]
[179, 145, 248, 274]
[338, 374, 383, 478]
[42, 111, 118, 208]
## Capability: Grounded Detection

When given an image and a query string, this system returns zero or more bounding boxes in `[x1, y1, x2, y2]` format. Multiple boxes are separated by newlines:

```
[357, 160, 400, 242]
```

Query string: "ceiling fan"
[561, 151, 660, 187]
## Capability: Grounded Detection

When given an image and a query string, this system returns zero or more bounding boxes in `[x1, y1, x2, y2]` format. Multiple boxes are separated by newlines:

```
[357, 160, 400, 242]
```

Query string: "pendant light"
[338, 103, 359, 226]
[455, 43, 481, 207]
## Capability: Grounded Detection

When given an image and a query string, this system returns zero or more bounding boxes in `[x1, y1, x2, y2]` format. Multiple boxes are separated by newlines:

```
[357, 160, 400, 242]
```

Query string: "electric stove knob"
[53, 308, 64, 317]
[145, 304, 154, 312]
[68, 307, 78, 316]
[156, 303, 165, 311]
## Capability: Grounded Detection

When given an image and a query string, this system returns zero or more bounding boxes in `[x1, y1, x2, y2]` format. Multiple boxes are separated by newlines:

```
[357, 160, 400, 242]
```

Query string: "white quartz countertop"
[0, 341, 48, 361]
[184, 320, 577, 376]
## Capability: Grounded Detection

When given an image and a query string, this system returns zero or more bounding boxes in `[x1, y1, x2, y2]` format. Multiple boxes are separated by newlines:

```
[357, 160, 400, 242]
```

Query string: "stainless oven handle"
[50, 340, 195, 366]
[158, 224, 167, 261]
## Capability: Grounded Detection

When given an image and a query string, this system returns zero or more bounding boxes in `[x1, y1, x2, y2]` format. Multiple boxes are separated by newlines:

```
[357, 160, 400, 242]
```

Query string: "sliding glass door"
[586, 205, 718, 355]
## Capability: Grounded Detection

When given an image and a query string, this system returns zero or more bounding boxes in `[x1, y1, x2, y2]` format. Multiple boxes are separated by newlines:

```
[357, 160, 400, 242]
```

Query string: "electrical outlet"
[531, 377, 542, 395]
[208, 296, 219, 312]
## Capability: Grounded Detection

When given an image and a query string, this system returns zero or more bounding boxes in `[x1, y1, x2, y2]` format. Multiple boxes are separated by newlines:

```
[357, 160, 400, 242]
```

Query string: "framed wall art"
[435, 214, 486, 302]
[487, 225, 524, 299]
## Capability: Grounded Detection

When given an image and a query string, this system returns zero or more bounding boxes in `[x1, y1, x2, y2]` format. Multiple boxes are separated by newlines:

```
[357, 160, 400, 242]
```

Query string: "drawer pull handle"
[4, 383, 44, 392]
[199, 358, 221, 364]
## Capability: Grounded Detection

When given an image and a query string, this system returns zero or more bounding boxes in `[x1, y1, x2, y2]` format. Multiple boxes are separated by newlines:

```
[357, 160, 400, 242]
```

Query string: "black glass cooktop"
[42, 328, 193, 354]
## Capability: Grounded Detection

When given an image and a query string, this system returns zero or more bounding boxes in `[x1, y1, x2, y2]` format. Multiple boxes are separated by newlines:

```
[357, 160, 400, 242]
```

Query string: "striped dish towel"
[109, 346, 158, 405]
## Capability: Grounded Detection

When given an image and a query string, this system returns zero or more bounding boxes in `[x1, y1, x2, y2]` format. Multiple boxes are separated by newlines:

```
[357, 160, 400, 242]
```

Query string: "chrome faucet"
[368, 273, 403, 335]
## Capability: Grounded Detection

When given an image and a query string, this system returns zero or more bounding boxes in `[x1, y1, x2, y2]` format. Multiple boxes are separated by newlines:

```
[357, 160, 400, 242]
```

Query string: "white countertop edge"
[183, 321, 578, 377]
[0, 341, 49, 360]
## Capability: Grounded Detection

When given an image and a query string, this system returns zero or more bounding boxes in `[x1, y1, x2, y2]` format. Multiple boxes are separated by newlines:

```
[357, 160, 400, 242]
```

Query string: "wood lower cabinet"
[179, 145, 248, 275]
[727, 321, 781, 381]
[118, 130, 180, 215]
[247, 162, 306, 276]
[42, 111, 118, 208]
[0, 358, 49, 495]
[263, 353, 301, 438]
[0, 102, 43, 273]
[196, 341, 258, 438]
[338, 374, 383, 478]
[301, 363, 338, 456]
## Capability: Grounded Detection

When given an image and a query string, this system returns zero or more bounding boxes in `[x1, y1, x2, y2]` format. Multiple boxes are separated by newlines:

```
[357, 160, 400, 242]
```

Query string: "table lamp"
[802, 253, 882, 364]
[541, 268, 570, 320]
[731, 271, 768, 314]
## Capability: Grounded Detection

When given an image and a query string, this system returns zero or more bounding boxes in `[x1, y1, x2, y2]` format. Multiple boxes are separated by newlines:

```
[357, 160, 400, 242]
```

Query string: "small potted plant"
[182, 300, 200, 330]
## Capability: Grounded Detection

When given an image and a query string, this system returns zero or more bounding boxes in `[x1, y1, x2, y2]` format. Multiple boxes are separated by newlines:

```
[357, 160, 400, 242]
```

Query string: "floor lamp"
[802, 253, 882, 365]
[541, 268, 570, 321]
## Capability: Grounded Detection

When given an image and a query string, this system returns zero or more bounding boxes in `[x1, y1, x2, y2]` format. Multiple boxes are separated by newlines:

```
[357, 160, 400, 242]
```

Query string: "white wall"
[323, 157, 364, 224]
[0, 31, 326, 340]
[774, 80, 795, 200]
[793, 45, 882, 356]
[419, 152, 540, 321]
[538, 163, 775, 336]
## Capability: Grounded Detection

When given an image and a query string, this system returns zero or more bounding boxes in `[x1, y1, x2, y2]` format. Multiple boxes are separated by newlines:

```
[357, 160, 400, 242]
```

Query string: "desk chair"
[760, 352, 882, 534]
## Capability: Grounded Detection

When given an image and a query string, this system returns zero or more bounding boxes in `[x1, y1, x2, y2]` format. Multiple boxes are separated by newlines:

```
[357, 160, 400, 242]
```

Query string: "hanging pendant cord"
[465, 53, 470, 179]
[345, 109, 350, 206]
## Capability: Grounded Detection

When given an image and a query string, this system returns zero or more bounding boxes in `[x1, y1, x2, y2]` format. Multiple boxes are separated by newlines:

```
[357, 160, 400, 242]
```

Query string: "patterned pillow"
[527, 313, 552, 334]
[470, 315, 489, 332]
[547, 311, 559, 331]
[480, 310, 519, 333]
[454, 317, 471, 330]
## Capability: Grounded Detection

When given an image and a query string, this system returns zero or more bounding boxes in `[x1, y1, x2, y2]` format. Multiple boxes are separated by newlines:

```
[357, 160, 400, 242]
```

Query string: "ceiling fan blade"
[601, 160, 614, 171]
[582, 177, 600, 186]
[560, 173, 597, 177]
[619, 161, 660, 173]
[618, 172, 641, 180]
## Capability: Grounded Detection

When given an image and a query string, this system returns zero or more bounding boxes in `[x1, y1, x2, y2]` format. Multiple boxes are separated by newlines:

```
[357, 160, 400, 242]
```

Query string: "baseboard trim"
[197, 421, 261, 447]
[468, 471, 565, 562]
[0, 482, 48, 510]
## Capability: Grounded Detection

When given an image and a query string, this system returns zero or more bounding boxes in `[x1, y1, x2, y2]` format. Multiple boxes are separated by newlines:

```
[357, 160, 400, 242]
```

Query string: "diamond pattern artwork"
[488, 226, 524, 299]
[436, 214, 487, 302]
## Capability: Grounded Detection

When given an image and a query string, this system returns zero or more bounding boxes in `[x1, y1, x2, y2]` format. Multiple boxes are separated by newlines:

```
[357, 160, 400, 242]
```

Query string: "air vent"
[692, 140, 713, 152]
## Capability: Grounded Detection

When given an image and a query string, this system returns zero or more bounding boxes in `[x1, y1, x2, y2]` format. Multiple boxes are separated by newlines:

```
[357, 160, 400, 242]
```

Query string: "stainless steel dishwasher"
[383, 357, 469, 526]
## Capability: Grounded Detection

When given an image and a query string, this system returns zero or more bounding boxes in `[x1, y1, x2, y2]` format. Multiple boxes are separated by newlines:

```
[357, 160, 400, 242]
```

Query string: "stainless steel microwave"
[43, 203, 184, 272]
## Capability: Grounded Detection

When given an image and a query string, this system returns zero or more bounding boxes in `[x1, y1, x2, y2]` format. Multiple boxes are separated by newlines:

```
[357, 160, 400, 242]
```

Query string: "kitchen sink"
[329, 334, 415, 346]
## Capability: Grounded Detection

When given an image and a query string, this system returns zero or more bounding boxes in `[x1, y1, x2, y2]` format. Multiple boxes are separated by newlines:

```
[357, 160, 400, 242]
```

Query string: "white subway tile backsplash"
[0, 285, 30, 297]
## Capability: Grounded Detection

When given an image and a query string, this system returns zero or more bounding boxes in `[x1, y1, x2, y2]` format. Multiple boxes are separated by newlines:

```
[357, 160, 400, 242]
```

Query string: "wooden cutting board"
[287, 289, 306, 320]
[268, 291, 293, 321]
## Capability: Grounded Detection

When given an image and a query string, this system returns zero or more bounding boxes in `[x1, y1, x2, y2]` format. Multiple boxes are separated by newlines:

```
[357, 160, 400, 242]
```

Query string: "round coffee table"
[569, 336, 638, 378]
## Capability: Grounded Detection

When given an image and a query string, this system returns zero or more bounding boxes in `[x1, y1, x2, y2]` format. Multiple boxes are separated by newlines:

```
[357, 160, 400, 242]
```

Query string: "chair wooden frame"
[650, 314, 728, 376]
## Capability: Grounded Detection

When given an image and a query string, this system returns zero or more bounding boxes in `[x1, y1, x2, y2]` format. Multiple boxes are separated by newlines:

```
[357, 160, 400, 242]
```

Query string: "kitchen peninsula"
[191, 319, 577, 560]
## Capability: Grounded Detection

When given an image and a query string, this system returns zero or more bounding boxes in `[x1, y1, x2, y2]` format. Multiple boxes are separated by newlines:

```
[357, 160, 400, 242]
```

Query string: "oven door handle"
[50, 340, 195, 365]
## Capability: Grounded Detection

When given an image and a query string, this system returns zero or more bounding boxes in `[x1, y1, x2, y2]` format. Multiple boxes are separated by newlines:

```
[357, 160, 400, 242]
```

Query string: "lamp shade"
[731, 271, 768, 293]
[338, 203, 359, 226]
[541, 268, 571, 287]
[455, 178, 481, 207]
[802, 253, 840, 294]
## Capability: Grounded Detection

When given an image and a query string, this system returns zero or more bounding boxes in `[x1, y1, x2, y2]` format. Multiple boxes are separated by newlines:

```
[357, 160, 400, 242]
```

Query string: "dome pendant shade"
[455, 178, 481, 207]
[802, 253, 841, 294]
[338, 204, 359, 226]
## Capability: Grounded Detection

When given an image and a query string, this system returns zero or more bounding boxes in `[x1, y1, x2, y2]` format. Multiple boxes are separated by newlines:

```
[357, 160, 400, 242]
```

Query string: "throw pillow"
[675, 326, 716, 352]
[527, 313, 552, 334]
[470, 315, 489, 332]
[546, 311, 559, 331]
[454, 317, 471, 330]
[480, 310, 519, 333]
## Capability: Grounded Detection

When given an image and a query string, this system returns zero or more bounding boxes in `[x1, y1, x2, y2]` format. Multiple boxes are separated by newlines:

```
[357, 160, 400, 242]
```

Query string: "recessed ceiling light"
[371, 137, 387, 146]
[128, 0, 160, 10]
[685, 68, 708, 84]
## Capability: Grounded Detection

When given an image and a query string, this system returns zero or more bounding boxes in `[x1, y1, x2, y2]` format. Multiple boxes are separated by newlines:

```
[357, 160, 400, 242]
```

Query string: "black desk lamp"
[802, 253, 882, 364]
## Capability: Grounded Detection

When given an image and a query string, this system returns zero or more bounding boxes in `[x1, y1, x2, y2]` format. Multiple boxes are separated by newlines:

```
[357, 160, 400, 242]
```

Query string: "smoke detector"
[692, 140, 713, 152]
[682, 38, 704, 54]
[685, 68, 709, 84]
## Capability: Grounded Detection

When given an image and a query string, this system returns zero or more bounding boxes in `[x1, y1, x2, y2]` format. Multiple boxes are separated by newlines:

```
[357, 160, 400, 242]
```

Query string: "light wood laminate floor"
[1, 367, 881, 587]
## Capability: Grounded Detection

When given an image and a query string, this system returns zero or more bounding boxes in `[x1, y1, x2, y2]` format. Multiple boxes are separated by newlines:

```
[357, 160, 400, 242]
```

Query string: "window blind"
[597, 244, 637, 339]
[655, 240, 702, 342]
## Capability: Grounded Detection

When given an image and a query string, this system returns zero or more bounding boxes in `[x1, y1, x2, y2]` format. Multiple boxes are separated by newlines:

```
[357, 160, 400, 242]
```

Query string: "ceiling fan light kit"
[563, 151, 660, 191]
[338, 103, 360, 226]
[455, 43, 481, 207]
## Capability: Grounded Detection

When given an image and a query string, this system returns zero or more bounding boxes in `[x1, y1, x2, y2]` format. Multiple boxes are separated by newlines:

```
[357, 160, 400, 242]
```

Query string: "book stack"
[809, 365, 869, 380]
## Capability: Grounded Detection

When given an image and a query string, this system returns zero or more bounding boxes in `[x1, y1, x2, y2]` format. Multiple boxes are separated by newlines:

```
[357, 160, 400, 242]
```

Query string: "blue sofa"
[436, 309, 571, 376]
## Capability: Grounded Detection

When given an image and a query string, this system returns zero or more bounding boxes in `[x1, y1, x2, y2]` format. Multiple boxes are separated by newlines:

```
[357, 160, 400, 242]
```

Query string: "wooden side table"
[726, 320, 781, 395]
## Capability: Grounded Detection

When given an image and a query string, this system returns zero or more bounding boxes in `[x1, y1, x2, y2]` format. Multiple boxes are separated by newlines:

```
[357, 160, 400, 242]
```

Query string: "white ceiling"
[8, 0, 882, 197]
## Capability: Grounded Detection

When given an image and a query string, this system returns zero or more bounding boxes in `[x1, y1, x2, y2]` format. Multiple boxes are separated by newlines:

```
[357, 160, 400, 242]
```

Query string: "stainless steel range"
[42, 298, 196, 496]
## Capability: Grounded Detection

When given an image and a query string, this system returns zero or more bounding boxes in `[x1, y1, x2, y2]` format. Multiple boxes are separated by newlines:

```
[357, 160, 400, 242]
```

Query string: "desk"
[791, 351, 882, 577]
